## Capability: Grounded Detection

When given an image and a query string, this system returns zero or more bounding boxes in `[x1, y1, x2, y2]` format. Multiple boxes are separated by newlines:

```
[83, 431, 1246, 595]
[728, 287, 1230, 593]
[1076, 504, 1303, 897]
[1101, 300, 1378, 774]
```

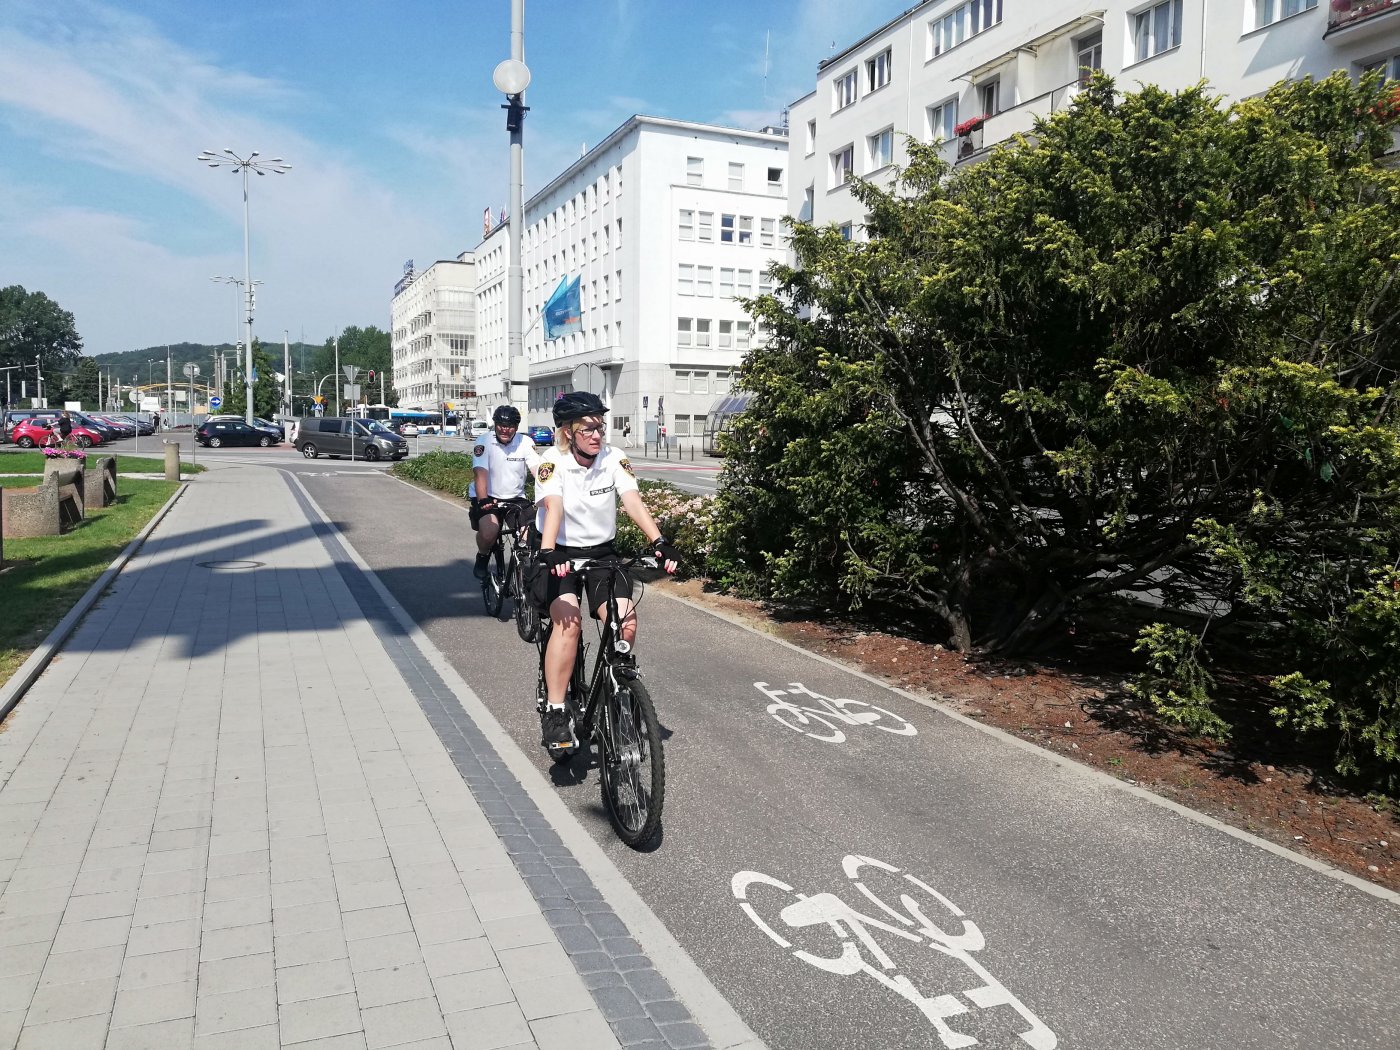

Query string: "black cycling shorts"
[470, 497, 531, 531]
[531, 543, 633, 614]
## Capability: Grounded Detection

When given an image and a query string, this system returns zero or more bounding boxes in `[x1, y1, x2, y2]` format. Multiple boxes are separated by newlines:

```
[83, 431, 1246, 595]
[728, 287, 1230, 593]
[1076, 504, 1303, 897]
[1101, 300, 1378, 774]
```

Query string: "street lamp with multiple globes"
[493, 0, 531, 420]
[196, 149, 291, 424]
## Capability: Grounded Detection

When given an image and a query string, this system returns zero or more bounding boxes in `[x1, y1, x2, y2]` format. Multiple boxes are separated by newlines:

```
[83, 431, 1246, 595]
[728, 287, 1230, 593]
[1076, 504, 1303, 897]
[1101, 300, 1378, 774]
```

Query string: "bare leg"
[544, 594, 582, 705]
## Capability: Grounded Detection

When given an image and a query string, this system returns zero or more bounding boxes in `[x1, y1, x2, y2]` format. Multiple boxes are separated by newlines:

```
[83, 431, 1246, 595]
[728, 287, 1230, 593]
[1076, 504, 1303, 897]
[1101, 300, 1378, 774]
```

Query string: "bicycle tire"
[598, 675, 665, 848]
[513, 557, 541, 642]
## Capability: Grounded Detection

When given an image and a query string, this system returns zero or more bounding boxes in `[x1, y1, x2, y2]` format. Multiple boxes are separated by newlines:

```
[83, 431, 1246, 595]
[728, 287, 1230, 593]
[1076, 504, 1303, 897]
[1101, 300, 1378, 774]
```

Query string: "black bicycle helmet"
[552, 391, 607, 427]
[492, 405, 521, 426]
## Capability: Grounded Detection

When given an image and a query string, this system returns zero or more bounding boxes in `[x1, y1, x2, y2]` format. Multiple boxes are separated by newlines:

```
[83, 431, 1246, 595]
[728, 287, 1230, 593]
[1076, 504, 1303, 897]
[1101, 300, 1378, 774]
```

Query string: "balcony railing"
[955, 80, 1084, 164]
[1327, 0, 1400, 34]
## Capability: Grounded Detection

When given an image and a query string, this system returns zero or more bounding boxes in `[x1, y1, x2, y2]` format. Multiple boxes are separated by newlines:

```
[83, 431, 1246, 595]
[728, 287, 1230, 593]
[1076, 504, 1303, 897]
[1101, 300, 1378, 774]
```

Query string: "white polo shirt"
[533, 446, 639, 548]
[468, 432, 541, 498]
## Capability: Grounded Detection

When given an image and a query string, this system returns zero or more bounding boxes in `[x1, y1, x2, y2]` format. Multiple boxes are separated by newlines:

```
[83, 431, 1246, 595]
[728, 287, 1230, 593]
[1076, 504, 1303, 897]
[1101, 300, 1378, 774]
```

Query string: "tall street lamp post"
[197, 149, 291, 424]
[493, 1, 531, 420]
[211, 276, 261, 399]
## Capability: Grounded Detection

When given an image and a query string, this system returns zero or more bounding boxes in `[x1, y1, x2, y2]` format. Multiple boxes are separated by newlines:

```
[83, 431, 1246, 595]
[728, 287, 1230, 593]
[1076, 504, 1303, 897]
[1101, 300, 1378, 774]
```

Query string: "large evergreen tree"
[713, 72, 1400, 782]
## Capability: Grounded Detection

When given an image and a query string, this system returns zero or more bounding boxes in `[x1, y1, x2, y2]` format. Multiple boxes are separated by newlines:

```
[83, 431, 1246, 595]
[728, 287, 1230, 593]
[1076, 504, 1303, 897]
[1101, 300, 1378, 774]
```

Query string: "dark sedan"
[196, 419, 280, 448]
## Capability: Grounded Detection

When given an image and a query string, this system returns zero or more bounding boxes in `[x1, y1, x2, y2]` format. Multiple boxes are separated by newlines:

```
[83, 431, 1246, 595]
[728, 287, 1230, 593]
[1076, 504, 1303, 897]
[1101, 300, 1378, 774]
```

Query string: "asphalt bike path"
[300, 470, 1400, 1050]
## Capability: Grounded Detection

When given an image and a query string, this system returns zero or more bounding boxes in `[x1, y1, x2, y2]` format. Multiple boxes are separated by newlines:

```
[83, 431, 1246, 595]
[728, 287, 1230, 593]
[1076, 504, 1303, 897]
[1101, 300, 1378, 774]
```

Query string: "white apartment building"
[790, 0, 1400, 232]
[389, 254, 477, 414]
[474, 115, 790, 441]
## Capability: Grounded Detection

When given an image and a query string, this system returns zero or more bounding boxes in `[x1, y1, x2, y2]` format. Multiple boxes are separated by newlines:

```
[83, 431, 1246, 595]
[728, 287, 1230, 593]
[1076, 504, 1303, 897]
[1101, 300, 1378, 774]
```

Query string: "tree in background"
[714, 72, 1400, 784]
[0, 286, 83, 402]
[69, 358, 100, 408]
[308, 325, 397, 407]
[219, 339, 282, 420]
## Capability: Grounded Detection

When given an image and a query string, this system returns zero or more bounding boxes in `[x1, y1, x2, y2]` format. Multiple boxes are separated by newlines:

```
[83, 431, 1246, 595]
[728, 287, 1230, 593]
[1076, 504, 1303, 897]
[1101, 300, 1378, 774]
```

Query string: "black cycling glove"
[536, 548, 570, 569]
[471, 496, 497, 512]
[651, 536, 681, 567]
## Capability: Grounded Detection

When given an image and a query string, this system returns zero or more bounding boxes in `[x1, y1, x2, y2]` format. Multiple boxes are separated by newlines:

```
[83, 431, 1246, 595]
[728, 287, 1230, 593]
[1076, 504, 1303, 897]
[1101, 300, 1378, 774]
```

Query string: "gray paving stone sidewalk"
[0, 465, 698, 1050]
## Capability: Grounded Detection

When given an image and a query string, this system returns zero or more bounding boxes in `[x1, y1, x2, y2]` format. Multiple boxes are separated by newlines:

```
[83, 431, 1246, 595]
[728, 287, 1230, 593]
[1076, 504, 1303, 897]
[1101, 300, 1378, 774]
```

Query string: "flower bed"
[41, 447, 86, 461]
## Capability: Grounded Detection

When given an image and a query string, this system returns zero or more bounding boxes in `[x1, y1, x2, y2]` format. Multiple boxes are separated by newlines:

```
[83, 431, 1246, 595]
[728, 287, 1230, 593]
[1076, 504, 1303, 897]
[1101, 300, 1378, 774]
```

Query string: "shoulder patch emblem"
[619, 458, 635, 476]
[473, 444, 485, 457]
[537, 462, 556, 483]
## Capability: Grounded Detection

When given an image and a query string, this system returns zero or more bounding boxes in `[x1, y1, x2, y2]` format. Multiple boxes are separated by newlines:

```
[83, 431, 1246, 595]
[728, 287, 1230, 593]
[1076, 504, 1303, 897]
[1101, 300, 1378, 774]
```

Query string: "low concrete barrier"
[1, 471, 84, 538]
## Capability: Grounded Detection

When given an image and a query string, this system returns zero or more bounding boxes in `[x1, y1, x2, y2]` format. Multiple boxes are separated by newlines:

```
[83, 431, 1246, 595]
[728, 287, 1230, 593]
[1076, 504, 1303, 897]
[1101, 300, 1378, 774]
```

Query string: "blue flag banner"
[543, 276, 583, 340]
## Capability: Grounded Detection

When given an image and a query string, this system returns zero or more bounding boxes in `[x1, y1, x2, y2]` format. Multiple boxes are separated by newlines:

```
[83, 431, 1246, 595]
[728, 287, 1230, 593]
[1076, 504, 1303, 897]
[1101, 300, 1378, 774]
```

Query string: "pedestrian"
[622, 421, 633, 448]
[152, 409, 161, 431]
[57, 409, 74, 449]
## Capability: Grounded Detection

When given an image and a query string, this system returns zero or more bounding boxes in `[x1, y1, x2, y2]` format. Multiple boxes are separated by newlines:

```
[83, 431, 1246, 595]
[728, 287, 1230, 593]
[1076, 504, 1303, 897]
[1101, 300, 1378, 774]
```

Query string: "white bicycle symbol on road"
[753, 681, 918, 743]
[732, 855, 1056, 1049]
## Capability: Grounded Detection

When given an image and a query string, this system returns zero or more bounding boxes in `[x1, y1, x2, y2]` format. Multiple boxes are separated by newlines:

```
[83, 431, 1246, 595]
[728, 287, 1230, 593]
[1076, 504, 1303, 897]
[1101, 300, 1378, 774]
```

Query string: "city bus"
[701, 392, 750, 456]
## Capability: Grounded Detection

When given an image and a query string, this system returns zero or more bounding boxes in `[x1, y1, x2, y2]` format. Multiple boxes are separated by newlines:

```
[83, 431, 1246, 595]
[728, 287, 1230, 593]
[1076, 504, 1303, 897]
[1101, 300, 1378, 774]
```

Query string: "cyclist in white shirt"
[470, 405, 541, 580]
[532, 391, 679, 753]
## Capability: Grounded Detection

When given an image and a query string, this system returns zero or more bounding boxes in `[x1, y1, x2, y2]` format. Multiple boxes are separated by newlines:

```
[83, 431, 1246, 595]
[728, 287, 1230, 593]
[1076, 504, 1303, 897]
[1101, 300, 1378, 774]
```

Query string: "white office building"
[474, 115, 790, 441]
[389, 254, 477, 415]
[789, 0, 1400, 232]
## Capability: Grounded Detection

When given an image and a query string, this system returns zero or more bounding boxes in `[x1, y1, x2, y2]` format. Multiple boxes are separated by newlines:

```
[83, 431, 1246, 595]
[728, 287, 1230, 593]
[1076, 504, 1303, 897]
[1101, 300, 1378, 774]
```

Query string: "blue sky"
[0, 0, 912, 357]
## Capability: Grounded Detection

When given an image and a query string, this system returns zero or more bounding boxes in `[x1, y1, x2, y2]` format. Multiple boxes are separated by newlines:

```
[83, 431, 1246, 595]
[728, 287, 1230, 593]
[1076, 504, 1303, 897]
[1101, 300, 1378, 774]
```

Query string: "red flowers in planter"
[954, 113, 990, 137]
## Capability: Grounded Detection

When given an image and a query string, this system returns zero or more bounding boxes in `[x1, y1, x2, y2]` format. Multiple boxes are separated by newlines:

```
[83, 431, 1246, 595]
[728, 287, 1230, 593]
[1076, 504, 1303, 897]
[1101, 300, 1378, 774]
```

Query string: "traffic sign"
[182, 363, 200, 378]
[343, 365, 360, 381]
[209, 395, 223, 410]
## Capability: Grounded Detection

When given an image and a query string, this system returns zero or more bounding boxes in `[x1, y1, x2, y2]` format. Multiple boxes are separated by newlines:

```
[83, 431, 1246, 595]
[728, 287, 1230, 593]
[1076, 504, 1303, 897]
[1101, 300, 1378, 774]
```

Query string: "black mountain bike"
[480, 499, 541, 643]
[535, 557, 665, 848]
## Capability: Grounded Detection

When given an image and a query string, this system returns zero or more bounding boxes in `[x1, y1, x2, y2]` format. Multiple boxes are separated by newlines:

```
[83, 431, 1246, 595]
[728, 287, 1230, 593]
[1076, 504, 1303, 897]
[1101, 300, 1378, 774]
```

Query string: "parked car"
[205, 414, 283, 440]
[296, 417, 408, 461]
[470, 419, 491, 437]
[196, 418, 280, 448]
[527, 425, 554, 447]
[399, 423, 419, 437]
[10, 418, 105, 448]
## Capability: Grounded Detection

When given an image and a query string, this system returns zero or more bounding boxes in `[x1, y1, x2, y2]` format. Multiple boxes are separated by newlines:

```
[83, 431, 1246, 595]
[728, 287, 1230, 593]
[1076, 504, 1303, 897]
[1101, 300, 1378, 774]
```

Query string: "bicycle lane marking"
[732, 854, 1058, 1050]
[754, 681, 919, 743]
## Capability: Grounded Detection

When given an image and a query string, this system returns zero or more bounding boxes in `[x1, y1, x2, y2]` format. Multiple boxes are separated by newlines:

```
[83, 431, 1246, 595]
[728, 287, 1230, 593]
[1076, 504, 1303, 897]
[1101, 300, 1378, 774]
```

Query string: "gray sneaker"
[474, 553, 490, 580]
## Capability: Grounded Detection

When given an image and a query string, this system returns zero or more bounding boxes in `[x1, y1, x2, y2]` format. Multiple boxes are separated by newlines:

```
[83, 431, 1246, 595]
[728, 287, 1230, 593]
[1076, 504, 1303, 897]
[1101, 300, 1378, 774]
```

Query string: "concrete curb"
[0, 482, 188, 721]
[653, 585, 1400, 908]
[285, 470, 767, 1050]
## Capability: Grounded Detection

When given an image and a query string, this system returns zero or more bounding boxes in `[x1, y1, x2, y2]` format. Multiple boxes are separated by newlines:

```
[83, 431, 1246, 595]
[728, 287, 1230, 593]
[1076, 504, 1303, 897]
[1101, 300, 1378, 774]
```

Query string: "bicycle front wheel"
[513, 556, 541, 643]
[599, 675, 665, 848]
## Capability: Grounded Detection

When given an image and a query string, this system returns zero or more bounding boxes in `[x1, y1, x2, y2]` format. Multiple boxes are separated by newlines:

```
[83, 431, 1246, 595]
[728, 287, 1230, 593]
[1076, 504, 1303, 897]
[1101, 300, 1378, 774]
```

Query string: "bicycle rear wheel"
[482, 535, 509, 617]
[598, 675, 665, 848]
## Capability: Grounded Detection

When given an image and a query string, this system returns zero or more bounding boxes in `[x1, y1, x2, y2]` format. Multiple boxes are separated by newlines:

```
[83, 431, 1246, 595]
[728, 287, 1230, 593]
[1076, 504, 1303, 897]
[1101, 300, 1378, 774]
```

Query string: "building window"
[760, 217, 777, 248]
[692, 371, 709, 394]
[839, 222, 854, 241]
[1361, 53, 1400, 82]
[1076, 31, 1103, 85]
[718, 320, 733, 348]
[686, 156, 703, 186]
[866, 49, 892, 92]
[1132, 0, 1183, 62]
[738, 216, 753, 245]
[698, 211, 714, 242]
[675, 369, 690, 392]
[1255, 0, 1316, 28]
[831, 145, 854, 188]
[802, 183, 815, 222]
[930, 0, 1002, 58]
[759, 271, 774, 296]
[676, 322, 692, 348]
[767, 167, 784, 195]
[928, 99, 958, 142]
[674, 415, 692, 438]
[678, 264, 694, 296]
[720, 268, 735, 297]
[737, 321, 752, 350]
[679, 209, 695, 240]
[615, 269, 623, 300]
[738, 269, 754, 296]
[978, 78, 1000, 117]
[868, 127, 894, 170]
[721, 213, 737, 243]
[616, 218, 622, 248]
[696, 320, 712, 348]
[696, 266, 714, 297]
[729, 162, 744, 191]
[833, 68, 858, 111]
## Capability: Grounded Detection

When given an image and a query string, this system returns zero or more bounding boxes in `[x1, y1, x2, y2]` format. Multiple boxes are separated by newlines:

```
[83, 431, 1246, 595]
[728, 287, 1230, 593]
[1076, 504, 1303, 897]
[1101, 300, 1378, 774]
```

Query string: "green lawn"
[0, 478, 181, 687]
[0, 451, 204, 475]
